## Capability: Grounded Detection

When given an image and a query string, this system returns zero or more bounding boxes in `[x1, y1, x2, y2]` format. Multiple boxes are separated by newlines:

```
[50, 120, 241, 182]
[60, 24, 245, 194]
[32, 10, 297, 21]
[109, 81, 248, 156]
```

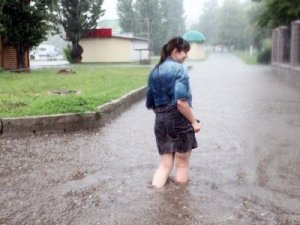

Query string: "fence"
[272, 20, 300, 85]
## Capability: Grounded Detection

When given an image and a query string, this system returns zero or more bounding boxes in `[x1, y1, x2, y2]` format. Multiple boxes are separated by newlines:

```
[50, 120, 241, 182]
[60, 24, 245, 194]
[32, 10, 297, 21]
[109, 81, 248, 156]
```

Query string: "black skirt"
[154, 105, 198, 155]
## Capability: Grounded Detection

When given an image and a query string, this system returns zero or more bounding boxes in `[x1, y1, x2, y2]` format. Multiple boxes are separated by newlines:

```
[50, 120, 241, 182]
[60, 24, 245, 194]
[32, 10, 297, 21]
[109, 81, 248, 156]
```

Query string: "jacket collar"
[166, 56, 176, 62]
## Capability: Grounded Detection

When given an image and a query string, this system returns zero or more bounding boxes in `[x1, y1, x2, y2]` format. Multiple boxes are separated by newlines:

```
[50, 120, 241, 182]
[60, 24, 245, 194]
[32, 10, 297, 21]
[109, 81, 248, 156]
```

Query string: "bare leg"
[152, 153, 175, 188]
[175, 150, 192, 183]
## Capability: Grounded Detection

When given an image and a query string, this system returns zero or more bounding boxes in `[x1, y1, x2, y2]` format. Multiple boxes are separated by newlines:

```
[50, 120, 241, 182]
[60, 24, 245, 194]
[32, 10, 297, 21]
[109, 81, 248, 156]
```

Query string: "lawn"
[0, 64, 150, 118]
[234, 50, 258, 65]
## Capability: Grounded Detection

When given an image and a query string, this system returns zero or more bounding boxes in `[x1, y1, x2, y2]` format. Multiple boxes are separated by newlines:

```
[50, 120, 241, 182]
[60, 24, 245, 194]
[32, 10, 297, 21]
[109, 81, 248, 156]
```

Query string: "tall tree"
[132, 0, 164, 54]
[54, 0, 105, 63]
[253, 0, 300, 28]
[196, 0, 219, 45]
[0, 0, 56, 70]
[248, 1, 271, 49]
[117, 0, 136, 34]
[117, 0, 185, 55]
[215, 0, 250, 49]
[160, 0, 186, 40]
[0, 0, 6, 32]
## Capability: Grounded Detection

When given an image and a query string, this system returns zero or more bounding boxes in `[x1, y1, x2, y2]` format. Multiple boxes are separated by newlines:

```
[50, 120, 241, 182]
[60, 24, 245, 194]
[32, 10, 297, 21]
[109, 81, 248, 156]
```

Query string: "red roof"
[84, 28, 112, 38]
[82, 28, 148, 42]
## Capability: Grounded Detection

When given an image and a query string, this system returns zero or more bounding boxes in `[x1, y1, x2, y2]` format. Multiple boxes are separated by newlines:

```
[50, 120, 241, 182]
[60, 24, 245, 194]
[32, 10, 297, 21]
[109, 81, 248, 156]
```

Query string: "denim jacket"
[146, 57, 192, 109]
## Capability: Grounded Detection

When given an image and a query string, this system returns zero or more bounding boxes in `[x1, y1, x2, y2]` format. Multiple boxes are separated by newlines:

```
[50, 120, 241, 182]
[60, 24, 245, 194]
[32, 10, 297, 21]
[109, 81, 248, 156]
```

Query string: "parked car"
[30, 44, 59, 59]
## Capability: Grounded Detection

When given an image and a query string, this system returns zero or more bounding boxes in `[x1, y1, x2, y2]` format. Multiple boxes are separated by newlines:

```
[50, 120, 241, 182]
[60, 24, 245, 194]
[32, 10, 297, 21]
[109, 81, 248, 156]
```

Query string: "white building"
[80, 29, 149, 63]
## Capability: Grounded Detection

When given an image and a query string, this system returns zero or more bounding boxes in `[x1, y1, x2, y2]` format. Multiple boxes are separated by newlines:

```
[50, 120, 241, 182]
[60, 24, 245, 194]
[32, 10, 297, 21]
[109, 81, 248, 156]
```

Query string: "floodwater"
[1, 53, 299, 224]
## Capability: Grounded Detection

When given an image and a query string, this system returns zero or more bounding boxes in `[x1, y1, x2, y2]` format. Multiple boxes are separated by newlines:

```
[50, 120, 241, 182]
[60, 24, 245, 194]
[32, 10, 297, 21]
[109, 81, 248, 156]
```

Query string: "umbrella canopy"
[183, 31, 206, 44]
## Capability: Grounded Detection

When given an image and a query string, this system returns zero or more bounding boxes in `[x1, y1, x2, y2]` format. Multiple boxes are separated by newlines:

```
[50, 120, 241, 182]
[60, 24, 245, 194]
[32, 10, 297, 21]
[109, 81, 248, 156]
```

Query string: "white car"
[30, 44, 59, 59]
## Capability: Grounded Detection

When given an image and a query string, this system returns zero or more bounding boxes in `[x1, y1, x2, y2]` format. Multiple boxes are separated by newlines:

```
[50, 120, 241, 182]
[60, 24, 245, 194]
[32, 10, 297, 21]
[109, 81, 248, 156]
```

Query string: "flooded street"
[1, 53, 300, 224]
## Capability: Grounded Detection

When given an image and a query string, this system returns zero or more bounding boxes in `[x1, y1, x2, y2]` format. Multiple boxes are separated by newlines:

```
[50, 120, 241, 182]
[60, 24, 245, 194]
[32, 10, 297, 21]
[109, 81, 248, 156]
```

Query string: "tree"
[133, 0, 164, 54]
[196, 0, 219, 45]
[253, 0, 300, 28]
[117, 0, 186, 55]
[0, 0, 56, 70]
[248, 1, 271, 49]
[117, 0, 136, 34]
[0, 0, 6, 32]
[160, 0, 186, 40]
[54, 0, 105, 63]
[215, 0, 250, 49]
[193, 0, 257, 49]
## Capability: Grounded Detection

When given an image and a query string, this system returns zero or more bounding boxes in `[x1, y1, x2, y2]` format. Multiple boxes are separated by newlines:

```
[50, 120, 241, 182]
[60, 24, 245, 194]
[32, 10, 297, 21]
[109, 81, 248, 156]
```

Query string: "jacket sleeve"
[174, 66, 191, 104]
[146, 87, 155, 109]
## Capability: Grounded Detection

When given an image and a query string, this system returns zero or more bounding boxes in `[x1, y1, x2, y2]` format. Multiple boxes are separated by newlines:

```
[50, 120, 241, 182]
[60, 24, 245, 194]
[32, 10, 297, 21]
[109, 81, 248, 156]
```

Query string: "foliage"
[247, 2, 272, 49]
[54, 0, 105, 63]
[63, 44, 73, 63]
[0, 65, 149, 117]
[234, 50, 258, 64]
[133, 0, 164, 54]
[0, 0, 57, 70]
[160, 0, 186, 40]
[217, 0, 253, 49]
[249, 0, 299, 63]
[257, 47, 271, 64]
[117, 0, 136, 33]
[257, 38, 272, 64]
[117, 0, 186, 55]
[252, 0, 300, 28]
[195, 0, 255, 49]
[196, 0, 219, 45]
[0, 0, 6, 32]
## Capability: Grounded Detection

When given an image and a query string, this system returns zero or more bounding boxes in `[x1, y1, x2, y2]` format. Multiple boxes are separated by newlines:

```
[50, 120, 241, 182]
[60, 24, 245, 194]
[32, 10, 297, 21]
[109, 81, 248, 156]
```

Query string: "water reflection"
[147, 180, 195, 225]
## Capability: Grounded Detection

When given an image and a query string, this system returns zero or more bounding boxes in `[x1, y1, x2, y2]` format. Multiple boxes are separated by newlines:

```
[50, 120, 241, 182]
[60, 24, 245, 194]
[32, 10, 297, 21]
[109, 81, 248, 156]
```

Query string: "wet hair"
[157, 36, 190, 67]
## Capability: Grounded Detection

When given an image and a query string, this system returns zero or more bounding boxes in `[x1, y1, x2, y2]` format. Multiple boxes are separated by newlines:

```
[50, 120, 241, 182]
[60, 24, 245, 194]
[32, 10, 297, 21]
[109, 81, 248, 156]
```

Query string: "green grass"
[0, 64, 150, 118]
[234, 50, 258, 65]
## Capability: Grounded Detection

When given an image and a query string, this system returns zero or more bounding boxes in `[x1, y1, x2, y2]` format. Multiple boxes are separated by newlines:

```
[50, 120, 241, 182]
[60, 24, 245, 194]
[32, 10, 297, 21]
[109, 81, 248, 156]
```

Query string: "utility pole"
[146, 17, 151, 63]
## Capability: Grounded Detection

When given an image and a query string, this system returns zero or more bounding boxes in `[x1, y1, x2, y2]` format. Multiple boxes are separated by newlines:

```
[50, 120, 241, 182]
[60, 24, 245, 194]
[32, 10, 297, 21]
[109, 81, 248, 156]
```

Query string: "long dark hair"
[157, 37, 190, 67]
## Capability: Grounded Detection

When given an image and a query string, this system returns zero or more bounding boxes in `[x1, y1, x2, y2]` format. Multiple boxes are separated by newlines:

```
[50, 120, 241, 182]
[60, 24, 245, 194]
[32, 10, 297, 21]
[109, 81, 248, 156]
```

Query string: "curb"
[272, 64, 300, 88]
[0, 86, 146, 138]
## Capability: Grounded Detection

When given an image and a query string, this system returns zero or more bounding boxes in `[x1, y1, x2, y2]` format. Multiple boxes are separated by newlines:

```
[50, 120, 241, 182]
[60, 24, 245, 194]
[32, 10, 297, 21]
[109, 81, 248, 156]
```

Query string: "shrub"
[63, 44, 73, 63]
[257, 47, 271, 64]
[257, 38, 272, 64]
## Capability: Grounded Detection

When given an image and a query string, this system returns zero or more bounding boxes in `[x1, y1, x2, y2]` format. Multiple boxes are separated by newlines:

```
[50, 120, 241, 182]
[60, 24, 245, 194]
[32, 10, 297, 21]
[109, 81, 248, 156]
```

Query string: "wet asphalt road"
[1, 53, 300, 225]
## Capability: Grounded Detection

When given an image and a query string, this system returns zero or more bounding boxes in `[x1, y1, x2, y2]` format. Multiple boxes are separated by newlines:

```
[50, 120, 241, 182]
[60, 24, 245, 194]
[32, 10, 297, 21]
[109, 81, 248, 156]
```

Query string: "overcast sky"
[102, 0, 244, 28]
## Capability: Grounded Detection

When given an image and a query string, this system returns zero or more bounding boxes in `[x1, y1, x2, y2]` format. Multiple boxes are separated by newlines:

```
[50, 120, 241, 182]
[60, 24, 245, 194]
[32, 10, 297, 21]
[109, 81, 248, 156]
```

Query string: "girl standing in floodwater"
[146, 37, 201, 188]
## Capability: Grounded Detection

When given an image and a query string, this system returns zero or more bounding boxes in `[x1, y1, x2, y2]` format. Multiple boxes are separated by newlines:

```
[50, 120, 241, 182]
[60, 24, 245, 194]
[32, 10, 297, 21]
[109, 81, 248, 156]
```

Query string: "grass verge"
[0, 64, 149, 118]
[234, 50, 258, 65]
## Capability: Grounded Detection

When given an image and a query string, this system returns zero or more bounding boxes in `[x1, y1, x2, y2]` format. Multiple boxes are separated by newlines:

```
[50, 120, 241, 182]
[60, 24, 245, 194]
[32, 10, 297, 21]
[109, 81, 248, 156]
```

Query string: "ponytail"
[157, 44, 168, 67]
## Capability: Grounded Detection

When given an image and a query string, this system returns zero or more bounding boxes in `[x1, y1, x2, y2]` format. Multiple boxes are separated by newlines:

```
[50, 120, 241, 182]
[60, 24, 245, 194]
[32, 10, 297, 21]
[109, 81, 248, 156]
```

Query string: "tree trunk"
[16, 43, 27, 71]
[71, 41, 83, 63]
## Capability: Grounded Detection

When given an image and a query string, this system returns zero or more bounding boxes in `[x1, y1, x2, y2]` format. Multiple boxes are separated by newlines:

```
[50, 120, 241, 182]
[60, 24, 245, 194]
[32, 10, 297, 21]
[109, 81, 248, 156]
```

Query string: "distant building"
[80, 28, 149, 63]
[183, 31, 206, 60]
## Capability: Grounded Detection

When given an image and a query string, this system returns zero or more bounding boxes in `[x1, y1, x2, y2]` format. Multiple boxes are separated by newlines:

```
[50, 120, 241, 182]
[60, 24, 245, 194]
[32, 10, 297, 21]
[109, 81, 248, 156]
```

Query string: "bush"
[257, 47, 271, 64]
[63, 44, 73, 63]
[257, 38, 272, 64]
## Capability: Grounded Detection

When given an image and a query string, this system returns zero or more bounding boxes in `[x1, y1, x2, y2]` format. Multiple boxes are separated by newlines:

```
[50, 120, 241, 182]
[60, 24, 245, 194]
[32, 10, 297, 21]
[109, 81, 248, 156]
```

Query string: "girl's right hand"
[192, 121, 201, 133]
